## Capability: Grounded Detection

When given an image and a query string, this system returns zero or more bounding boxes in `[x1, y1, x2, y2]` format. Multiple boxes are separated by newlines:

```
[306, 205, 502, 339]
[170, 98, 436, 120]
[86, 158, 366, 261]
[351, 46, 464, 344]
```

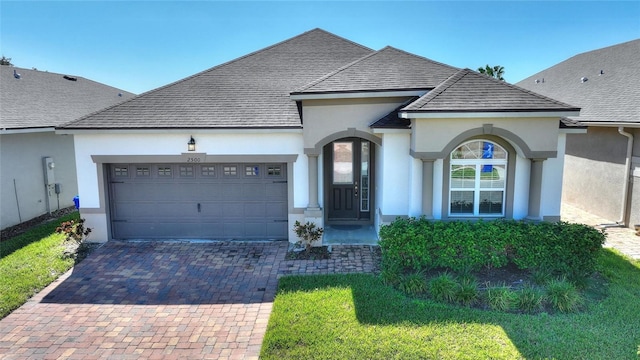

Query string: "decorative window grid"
[223, 165, 237, 176]
[180, 166, 194, 177]
[114, 166, 128, 177]
[136, 167, 150, 177]
[201, 166, 216, 176]
[158, 166, 172, 177]
[245, 165, 259, 176]
[267, 165, 282, 176]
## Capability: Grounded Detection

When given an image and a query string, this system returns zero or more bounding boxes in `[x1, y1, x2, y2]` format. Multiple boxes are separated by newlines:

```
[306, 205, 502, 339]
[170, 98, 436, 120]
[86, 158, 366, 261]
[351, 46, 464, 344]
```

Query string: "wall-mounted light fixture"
[187, 136, 196, 152]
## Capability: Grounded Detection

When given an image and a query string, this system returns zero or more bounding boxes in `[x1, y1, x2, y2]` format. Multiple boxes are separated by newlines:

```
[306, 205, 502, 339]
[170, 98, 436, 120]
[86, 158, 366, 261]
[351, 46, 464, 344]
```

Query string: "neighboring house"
[517, 39, 640, 229]
[0, 66, 135, 230]
[57, 29, 580, 243]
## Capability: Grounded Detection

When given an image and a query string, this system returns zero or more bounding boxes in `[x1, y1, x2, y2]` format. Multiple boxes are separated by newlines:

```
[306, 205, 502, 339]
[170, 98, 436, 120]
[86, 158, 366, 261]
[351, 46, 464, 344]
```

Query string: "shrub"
[454, 277, 479, 306]
[486, 285, 517, 312]
[531, 267, 554, 286]
[293, 221, 323, 252]
[379, 218, 606, 284]
[546, 277, 584, 313]
[516, 285, 546, 313]
[380, 265, 402, 287]
[379, 217, 434, 271]
[428, 272, 458, 303]
[55, 218, 91, 244]
[398, 271, 428, 295]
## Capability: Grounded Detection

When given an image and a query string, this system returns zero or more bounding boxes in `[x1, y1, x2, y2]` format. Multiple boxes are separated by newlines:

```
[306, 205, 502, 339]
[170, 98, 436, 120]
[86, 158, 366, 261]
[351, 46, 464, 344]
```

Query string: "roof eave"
[1, 127, 56, 134]
[575, 121, 640, 128]
[56, 126, 303, 135]
[399, 110, 581, 119]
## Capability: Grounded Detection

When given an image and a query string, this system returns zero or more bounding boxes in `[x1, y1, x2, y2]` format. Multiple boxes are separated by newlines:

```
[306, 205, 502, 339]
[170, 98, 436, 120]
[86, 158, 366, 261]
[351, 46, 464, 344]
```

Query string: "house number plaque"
[182, 153, 206, 163]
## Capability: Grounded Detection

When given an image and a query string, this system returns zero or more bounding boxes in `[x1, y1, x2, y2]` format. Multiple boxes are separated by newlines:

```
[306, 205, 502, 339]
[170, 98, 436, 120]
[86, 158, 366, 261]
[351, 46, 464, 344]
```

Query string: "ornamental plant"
[55, 218, 92, 244]
[293, 221, 324, 252]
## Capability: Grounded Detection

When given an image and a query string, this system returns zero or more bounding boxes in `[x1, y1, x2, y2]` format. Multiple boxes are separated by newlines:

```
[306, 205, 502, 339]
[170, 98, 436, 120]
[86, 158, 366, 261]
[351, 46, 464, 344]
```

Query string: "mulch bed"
[285, 246, 332, 260]
[1, 206, 77, 241]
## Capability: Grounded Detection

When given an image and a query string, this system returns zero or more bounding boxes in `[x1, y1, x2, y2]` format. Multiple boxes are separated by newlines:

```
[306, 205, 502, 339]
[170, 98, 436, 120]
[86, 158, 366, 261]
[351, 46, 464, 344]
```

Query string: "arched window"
[449, 140, 507, 216]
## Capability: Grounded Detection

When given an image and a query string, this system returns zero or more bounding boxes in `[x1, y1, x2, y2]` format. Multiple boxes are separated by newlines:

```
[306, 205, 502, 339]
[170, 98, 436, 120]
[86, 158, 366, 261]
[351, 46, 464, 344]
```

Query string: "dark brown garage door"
[108, 163, 288, 240]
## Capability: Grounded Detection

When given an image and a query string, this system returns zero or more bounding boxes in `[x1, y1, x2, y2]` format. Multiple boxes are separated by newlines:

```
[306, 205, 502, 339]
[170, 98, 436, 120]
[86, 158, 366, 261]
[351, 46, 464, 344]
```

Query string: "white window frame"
[449, 140, 507, 217]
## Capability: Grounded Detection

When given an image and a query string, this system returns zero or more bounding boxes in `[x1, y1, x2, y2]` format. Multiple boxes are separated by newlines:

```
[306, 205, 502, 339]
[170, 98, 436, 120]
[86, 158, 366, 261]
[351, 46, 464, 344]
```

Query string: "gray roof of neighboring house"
[292, 46, 458, 94]
[516, 39, 640, 124]
[62, 29, 373, 129]
[0, 66, 135, 130]
[402, 68, 580, 113]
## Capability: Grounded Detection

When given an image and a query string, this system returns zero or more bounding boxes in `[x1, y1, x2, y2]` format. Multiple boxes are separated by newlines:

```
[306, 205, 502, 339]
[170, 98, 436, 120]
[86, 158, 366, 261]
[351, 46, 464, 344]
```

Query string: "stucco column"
[421, 159, 434, 219]
[307, 154, 320, 209]
[527, 158, 545, 220]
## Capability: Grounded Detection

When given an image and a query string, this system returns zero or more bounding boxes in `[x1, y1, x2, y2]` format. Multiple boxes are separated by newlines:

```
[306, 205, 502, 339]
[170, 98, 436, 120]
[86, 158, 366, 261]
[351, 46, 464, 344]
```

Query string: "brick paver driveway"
[0, 241, 288, 360]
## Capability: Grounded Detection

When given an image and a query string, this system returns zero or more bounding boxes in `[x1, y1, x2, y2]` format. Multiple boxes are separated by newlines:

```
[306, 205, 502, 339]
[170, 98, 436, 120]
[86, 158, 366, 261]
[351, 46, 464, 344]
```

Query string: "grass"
[261, 249, 640, 359]
[0, 212, 80, 319]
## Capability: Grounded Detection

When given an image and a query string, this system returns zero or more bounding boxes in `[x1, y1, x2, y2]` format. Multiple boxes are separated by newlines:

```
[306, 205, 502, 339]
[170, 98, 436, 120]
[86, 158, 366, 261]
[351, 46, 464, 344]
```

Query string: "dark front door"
[324, 138, 373, 223]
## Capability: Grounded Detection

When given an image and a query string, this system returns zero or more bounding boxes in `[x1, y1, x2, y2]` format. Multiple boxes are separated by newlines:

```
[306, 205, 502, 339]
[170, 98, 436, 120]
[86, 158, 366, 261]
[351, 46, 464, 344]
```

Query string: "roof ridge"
[381, 46, 460, 73]
[292, 45, 460, 94]
[291, 48, 380, 93]
[404, 68, 468, 108]
[62, 28, 369, 128]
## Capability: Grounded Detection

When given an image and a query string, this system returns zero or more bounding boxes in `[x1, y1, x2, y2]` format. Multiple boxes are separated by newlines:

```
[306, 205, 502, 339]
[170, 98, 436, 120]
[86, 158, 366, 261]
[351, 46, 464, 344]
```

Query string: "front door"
[324, 138, 373, 223]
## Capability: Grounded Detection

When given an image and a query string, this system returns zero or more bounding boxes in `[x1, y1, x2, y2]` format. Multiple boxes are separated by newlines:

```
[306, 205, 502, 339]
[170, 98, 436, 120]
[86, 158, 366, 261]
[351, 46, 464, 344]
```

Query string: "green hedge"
[379, 218, 606, 282]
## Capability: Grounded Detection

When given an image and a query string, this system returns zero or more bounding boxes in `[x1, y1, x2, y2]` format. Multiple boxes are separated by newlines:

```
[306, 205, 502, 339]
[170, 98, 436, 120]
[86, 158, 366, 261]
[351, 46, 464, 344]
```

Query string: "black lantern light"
[187, 136, 196, 152]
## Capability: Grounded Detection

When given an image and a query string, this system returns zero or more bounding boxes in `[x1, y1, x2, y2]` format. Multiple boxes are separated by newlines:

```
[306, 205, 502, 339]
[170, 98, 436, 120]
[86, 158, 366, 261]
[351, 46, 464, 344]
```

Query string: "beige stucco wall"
[411, 117, 560, 157]
[1, 131, 78, 229]
[301, 97, 409, 151]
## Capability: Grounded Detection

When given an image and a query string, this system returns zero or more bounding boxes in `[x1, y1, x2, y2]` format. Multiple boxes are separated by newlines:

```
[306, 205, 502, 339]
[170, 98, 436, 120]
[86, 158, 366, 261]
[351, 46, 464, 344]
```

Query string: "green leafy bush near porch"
[378, 218, 606, 283]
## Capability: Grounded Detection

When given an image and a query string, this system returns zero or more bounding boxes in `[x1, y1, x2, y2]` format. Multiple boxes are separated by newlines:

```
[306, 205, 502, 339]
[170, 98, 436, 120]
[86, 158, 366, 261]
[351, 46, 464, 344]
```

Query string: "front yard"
[0, 212, 89, 319]
[261, 249, 640, 359]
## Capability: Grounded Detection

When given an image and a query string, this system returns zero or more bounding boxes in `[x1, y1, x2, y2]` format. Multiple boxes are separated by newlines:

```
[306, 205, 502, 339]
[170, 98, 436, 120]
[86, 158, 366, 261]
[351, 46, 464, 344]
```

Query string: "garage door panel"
[265, 183, 287, 197]
[110, 163, 288, 240]
[116, 221, 201, 239]
[267, 222, 288, 238]
[244, 203, 267, 218]
[265, 202, 287, 218]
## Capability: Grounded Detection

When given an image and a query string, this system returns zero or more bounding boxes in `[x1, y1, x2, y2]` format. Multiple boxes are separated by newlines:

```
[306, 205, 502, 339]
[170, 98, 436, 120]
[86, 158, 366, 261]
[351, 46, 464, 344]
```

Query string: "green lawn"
[0, 212, 80, 319]
[261, 249, 640, 359]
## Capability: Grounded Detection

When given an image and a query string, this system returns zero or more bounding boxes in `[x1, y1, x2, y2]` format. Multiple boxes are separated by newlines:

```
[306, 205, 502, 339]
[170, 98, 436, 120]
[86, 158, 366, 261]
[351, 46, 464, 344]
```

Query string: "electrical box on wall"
[43, 157, 55, 185]
[55, 183, 62, 194]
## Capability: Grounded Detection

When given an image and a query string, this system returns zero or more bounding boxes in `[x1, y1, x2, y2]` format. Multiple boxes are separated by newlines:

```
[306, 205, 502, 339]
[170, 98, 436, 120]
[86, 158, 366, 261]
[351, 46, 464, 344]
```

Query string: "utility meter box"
[43, 157, 55, 185]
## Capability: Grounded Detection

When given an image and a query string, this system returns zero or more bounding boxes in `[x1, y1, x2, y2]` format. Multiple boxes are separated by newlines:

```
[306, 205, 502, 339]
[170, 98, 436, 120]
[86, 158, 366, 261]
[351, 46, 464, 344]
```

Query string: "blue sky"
[2, 1, 638, 94]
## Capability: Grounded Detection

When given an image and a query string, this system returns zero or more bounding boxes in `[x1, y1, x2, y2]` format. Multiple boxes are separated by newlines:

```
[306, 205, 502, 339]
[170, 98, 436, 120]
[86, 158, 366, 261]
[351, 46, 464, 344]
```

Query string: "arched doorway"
[323, 137, 374, 224]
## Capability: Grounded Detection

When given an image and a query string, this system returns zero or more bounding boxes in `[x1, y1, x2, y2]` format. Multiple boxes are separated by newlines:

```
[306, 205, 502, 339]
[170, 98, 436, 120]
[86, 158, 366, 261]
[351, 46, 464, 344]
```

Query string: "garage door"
[108, 163, 288, 240]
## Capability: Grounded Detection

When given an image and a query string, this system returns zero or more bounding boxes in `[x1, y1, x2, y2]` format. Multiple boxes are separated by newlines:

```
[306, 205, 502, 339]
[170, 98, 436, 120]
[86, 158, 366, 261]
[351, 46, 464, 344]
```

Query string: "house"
[0, 66, 135, 230]
[57, 29, 580, 243]
[517, 39, 640, 229]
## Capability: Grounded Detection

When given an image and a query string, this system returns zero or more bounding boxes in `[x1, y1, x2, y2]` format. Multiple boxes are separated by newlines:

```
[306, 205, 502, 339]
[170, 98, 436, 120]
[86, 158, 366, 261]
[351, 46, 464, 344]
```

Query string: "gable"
[402, 69, 580, 115]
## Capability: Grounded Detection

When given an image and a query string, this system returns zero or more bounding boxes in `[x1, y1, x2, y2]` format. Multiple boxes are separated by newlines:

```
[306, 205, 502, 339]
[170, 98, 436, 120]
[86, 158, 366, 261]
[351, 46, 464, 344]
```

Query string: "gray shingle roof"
[402, 68, 580, 113]
[516, 39, 640, 124]
[292, 46, 458, 94]
[0, 66, 134, 129]
[61, 29, 373, 129]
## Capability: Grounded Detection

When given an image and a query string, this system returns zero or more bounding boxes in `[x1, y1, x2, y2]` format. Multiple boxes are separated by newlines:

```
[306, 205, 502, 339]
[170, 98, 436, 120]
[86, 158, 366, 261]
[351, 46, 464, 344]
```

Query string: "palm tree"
[477, 65, 505, 81]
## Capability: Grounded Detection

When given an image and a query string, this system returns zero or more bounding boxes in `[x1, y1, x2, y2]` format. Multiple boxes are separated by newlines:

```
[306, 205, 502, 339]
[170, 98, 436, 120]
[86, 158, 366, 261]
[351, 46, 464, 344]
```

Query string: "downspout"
[616, 127, 633, 226]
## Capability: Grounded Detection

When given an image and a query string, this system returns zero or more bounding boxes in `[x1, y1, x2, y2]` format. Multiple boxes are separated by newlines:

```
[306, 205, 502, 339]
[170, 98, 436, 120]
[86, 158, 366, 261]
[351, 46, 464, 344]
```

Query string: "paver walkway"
[561, 203, 640, 260]
[0, 241, 379, 360]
